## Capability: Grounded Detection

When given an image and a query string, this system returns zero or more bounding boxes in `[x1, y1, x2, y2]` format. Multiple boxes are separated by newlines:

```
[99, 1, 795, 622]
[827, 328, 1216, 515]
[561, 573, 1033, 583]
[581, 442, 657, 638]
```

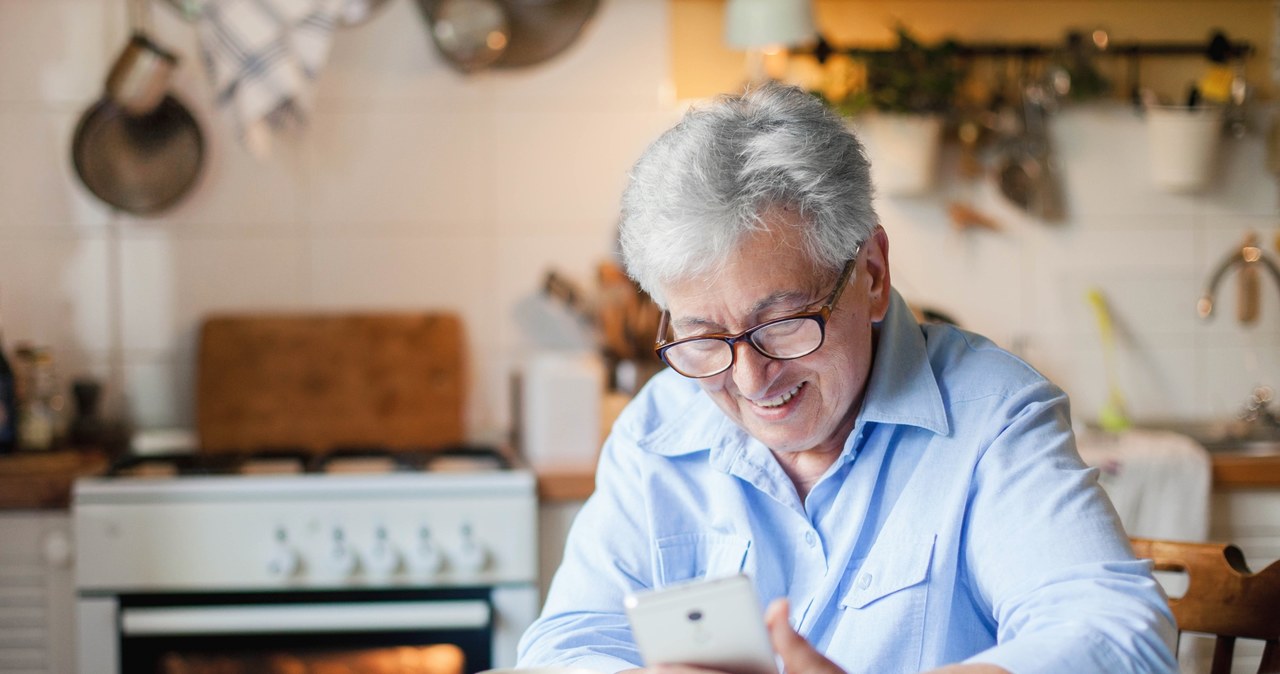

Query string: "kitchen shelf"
[803, 31, 1254, 62]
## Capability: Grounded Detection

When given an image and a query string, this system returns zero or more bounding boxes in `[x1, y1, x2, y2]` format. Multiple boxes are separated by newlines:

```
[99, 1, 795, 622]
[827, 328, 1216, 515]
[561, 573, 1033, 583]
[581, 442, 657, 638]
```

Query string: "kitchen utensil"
[106, 0, 178, 116]
[996, 81, 1065, 222]
[1086, 288, 1131, 433]
[196, 313, 465, 452]
[105, 33, 178, 115]
[1145, 105, 1223, 192]
[421, 0, 511, 73]
[1239, 232, 1262, 324]
[71, 95, 205, 215]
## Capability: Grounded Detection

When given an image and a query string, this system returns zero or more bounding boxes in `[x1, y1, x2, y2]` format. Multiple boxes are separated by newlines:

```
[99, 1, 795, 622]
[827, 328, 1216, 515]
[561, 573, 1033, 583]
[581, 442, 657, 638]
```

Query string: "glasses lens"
[751, 317, 823, 359]
[662, 339, 733, 377]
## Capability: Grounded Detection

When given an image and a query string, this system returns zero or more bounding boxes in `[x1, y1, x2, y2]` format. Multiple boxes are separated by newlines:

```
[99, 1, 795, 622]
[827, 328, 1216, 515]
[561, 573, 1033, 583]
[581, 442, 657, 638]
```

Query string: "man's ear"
[864, 226, 891, 322]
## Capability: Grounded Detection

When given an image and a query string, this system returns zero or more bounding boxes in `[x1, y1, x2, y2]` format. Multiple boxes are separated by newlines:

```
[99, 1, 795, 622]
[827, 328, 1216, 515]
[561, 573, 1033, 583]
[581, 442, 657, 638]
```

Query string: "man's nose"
[731, 340, 774, 398]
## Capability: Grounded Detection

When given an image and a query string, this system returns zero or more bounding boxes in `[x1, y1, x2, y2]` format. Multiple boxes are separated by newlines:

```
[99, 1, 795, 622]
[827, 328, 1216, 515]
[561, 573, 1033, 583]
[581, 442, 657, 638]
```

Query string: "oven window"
[158, 643, 465, 674]
[116, 590, 494, 674]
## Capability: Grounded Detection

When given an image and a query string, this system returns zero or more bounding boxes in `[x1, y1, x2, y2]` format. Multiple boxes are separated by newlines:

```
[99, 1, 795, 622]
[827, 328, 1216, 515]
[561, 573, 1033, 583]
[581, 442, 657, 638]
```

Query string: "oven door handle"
[120, 600, 491, 635]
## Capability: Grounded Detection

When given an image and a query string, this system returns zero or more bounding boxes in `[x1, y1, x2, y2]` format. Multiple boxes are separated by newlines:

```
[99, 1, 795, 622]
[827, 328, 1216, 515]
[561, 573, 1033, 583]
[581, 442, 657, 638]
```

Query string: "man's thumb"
[765, 599, 817, 666]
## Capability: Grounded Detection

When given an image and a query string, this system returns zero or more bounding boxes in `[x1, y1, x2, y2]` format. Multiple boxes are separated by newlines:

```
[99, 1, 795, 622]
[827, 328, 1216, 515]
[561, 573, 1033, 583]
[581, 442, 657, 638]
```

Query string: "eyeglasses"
[654, 257, 858, 379]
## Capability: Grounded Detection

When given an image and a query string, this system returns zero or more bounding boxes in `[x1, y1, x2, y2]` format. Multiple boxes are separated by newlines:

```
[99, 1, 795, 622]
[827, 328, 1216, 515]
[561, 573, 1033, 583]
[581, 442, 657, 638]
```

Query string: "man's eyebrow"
[673, 289, 813, 333]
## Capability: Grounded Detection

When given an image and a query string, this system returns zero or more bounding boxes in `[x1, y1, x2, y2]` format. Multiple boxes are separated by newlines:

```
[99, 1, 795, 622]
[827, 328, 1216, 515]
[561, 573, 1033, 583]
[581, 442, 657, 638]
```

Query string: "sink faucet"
[1196, 231, 1280, 321]
[1240, 385, 1280, 430]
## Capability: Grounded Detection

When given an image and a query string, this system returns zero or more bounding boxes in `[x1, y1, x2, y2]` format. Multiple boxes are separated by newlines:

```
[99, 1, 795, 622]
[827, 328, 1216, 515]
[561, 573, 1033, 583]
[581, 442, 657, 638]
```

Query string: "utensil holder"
[1145, 106, 1223, 192]
[850, 113, 944, 196]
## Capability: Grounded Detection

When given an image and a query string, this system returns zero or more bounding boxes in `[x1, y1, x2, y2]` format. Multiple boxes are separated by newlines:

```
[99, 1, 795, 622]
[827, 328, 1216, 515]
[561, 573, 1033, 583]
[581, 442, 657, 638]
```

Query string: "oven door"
[78, 587, 531, 674]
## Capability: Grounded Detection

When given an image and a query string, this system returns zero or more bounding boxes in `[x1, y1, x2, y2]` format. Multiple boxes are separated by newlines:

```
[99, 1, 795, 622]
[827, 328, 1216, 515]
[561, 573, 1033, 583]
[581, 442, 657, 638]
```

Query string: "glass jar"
[15, 346, 64, 451]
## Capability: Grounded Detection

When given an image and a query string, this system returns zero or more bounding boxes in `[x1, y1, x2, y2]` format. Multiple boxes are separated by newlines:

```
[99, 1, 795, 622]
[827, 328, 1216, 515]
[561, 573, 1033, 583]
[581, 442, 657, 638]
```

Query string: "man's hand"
[633, 598, 1009, 674]
[764, 599, 1009, 674]
[764, 599, 844, 674]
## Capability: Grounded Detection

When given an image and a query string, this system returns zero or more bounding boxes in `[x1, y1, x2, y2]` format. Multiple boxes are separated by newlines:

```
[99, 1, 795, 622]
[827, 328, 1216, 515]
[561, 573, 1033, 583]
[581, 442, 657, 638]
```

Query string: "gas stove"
[72, 445, 539, 674]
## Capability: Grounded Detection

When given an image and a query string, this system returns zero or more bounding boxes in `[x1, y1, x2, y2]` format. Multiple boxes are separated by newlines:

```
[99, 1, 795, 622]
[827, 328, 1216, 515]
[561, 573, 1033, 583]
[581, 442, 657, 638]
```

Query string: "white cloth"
[1076, 428, 1213, 542]
[194, 0, 344, 158]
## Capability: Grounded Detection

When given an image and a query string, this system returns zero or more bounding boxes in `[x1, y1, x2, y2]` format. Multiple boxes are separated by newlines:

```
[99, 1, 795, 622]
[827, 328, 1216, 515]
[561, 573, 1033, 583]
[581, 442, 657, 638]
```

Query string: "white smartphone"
[624, 574, 778, 674]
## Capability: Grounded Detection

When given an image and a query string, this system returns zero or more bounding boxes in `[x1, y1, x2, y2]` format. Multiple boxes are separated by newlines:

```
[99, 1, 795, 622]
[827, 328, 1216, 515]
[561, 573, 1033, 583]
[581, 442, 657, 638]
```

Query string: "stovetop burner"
[105, 444, 513, 478]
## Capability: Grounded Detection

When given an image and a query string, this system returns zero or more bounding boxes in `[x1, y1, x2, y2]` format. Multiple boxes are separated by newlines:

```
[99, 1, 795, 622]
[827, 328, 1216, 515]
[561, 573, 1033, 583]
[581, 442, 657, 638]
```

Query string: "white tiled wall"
[0, 0, 1277, 439]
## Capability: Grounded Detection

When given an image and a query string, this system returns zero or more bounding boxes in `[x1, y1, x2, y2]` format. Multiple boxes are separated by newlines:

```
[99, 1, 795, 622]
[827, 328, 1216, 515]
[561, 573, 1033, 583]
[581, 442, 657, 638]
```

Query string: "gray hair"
[619, 82, 877, 307]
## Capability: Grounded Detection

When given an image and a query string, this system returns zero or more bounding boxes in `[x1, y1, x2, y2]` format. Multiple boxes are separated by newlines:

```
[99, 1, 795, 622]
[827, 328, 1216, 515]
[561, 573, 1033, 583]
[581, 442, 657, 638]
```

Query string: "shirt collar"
[856, 288, 950, 436]
[636, 287, 949, 459]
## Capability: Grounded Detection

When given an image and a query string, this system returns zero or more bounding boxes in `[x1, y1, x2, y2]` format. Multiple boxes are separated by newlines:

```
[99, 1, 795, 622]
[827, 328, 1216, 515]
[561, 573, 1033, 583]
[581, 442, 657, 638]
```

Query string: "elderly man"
[517, 84, 1176, 674]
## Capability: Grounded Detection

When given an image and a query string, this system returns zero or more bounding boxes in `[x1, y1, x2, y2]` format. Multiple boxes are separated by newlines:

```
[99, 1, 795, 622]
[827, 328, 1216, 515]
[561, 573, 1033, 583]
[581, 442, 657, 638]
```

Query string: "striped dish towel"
[195, 0, 345, 158]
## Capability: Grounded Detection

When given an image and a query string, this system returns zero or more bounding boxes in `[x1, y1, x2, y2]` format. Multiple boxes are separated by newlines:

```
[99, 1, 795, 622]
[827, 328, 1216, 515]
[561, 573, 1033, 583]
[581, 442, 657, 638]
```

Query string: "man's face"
[661, 210, 890, 457]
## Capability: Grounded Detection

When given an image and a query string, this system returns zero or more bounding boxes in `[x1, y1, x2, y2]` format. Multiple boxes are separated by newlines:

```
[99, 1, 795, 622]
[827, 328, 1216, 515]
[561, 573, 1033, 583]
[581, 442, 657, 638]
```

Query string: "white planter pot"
[850, 113, 944, 196]
[1145, 106, 1223, 192]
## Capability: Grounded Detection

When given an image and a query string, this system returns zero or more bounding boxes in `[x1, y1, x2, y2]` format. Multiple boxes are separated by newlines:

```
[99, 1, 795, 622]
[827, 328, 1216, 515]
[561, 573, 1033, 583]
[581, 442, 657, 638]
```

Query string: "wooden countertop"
[2, 449, 1271, 510]
[1210, 452, 1280, 489]
[536, 452, 1280, 502]
[536, 466, 597, 502]
[0, 449, 108, 510]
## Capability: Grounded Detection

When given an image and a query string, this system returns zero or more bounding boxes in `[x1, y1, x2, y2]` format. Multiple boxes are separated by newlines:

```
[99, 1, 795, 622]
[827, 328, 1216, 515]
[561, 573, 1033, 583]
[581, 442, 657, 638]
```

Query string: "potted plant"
[828, 26, 966, 195]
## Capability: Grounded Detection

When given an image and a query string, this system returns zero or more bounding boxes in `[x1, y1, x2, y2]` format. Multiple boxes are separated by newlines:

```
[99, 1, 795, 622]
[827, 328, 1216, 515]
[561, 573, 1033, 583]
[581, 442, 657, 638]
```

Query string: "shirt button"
[804, 531, 817, 547]
[859, 573, 872, 589]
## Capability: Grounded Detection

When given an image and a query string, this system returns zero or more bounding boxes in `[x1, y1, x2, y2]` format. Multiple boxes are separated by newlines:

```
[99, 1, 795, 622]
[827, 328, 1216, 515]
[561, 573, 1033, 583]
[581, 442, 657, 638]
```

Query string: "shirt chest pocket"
[655, 533, 751, 587]
[832, 534, 937, 674]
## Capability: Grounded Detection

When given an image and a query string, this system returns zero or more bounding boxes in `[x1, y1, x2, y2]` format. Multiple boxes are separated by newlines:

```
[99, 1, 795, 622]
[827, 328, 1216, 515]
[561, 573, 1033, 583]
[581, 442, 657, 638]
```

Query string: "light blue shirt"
[518, 290, 1177, 674]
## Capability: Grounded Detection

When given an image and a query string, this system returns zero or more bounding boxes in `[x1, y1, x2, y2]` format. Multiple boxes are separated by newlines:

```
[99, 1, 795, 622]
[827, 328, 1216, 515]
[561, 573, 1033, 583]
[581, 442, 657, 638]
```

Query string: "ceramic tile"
[314, 0, 491, 111]
[0, 110, 115, 232]
[0, 234, 111, 355]
[119, 233, 308, 352]
[111, 103, 307, 233]
[468, 346, 518, 442]
[0, 0, 111, 104]
[1041, 341, 1202, 424]
[1191, 219, 1280, 345]
[306, 234, 498, 338]
[1029, 269, 1201, 351]
[486, 0, 671, 112]
[1200, 129, 1279, 218]
[490, 109, 670, 234]
[302, 110, 493, 234]
[1052, 104, 1206, 217]
[1202, 342, 1280, 420]
[493, 233, 615, 351]
[121, 353, 194, 429]
[881, 202, 1026, 347]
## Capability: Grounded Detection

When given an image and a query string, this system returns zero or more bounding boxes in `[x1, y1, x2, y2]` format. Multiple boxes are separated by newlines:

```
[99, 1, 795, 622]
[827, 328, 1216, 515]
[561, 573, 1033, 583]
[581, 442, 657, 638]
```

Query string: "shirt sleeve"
[959, 381, 1178, 674]
[516, 416, 654, 673]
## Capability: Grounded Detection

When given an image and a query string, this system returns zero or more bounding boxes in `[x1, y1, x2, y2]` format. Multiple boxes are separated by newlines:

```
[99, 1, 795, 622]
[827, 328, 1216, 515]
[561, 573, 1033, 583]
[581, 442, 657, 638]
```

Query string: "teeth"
[755, 383, 803, 408]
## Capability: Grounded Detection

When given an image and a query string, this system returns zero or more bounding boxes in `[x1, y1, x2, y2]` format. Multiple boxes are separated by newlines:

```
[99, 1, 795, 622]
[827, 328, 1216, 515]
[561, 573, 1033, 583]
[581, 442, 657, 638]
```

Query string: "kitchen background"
[0, 0, 1278, 445]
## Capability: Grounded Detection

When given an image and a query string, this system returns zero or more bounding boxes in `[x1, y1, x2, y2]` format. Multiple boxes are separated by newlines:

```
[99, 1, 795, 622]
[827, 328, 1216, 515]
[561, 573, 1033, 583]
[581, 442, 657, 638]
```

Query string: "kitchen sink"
[1134, 420, 1280, 456]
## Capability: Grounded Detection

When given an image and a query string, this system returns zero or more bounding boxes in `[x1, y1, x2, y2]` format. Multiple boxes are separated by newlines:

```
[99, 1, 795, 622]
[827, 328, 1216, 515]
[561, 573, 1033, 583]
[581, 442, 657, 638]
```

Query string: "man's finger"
[765, 599, 841, 674]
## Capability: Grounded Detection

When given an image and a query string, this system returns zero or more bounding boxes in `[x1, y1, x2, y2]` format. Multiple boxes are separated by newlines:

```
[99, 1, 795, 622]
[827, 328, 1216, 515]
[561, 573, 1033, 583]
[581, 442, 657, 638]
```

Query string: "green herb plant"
[834, 25, 967, 116]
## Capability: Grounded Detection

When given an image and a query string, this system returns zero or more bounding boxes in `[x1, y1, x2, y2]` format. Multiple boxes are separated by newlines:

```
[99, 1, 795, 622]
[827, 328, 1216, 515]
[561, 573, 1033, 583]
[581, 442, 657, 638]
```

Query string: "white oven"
[73, 459, 539, 674]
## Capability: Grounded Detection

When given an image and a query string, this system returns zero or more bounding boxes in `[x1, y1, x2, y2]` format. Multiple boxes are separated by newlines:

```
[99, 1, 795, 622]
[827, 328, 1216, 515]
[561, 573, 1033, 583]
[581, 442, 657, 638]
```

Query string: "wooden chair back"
[1130, 537, 1280, 674]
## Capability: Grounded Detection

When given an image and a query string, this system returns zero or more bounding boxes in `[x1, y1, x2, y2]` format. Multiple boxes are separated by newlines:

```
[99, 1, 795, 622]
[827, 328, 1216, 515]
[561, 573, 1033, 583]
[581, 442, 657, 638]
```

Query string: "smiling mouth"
[752, 382, 805, 409]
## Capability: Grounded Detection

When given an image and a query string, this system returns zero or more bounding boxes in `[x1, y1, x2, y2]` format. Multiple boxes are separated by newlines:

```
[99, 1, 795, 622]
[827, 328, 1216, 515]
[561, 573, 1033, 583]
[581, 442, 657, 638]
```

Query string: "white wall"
[0, 0, 1277, 440]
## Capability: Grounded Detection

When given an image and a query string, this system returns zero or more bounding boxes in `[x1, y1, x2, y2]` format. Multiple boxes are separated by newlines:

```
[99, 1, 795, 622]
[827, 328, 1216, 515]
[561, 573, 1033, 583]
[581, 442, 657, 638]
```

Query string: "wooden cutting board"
[196, 313, 465, 453]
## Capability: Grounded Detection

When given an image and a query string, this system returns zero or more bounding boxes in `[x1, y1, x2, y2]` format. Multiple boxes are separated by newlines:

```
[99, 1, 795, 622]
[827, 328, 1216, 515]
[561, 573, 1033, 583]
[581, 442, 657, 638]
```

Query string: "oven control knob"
[366, 527, 401, 576]
[410, 527, 446, 575]
[267, 527, 300, 578]
[455, 525, 489, 574]
[326, 528, 360, 577]
[268, 545, 301, 578]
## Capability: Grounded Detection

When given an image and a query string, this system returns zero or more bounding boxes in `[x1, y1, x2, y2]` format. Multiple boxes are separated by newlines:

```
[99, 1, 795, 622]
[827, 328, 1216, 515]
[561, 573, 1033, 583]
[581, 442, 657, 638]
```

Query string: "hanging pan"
[71, 95, 204, 215]
[72, 0, 204, 215]
[416, 0, 598, 72]
[491, 0, 598, 69]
